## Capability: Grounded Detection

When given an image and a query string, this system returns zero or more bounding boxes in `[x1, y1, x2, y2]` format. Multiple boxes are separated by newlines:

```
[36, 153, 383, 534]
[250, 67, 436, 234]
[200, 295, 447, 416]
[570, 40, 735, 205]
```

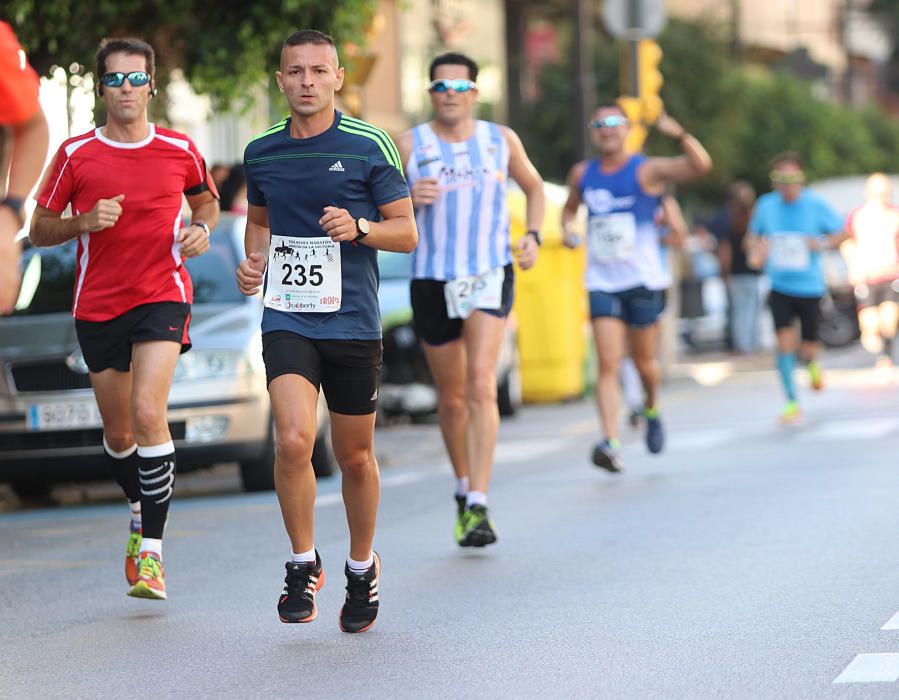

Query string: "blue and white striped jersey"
[406, 121, 511, 281]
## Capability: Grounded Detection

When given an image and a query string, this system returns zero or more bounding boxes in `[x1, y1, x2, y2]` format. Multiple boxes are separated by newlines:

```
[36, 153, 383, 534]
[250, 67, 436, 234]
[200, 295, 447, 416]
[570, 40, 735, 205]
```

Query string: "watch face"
[358, 217, 371, 234]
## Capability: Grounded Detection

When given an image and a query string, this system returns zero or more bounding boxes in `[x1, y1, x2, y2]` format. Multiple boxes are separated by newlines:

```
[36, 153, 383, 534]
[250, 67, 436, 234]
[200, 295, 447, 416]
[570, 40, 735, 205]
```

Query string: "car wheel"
[10, 479, 53, 503]
[819, 305, 858, 348]
[311, 420, 336, 478]
[239, 423, 276, 492]
[497, 363, 522, 417]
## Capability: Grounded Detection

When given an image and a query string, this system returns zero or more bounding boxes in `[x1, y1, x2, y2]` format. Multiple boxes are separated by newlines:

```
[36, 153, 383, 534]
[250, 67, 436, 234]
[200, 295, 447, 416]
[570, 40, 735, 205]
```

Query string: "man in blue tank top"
[561, 102, 711, 472]
[236, 30, 417, 633]
[746, 151, 845, 423]
[396, 53, 545, 548]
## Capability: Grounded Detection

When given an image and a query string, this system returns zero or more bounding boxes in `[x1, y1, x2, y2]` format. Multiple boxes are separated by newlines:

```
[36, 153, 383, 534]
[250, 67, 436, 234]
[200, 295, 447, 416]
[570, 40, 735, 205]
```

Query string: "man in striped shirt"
[396, 52, 545, 548]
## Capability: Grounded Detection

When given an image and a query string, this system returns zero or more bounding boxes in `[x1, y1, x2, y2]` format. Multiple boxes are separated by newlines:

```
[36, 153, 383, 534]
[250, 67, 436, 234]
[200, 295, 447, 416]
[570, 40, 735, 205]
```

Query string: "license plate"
[27, 401, 103, 431]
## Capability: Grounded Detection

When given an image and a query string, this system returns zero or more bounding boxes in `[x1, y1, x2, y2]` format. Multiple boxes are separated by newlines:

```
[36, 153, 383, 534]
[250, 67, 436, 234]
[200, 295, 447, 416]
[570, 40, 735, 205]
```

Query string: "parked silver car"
[0, 215, 334, 499]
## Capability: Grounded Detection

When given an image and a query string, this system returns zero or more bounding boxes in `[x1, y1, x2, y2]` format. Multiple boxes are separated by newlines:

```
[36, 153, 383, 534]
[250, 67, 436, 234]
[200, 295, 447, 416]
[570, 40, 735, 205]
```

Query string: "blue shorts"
[589, 286, 664, 328]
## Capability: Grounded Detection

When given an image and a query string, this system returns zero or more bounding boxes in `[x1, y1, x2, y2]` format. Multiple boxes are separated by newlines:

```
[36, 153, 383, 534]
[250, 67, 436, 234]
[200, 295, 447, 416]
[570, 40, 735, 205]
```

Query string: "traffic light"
[615, 96, 647, 154]
[637, 39, 664, 124]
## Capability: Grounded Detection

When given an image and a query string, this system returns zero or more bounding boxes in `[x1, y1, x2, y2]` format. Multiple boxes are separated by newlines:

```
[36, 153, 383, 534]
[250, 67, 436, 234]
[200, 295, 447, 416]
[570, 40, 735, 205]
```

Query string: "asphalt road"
[5, 348, 899, 698]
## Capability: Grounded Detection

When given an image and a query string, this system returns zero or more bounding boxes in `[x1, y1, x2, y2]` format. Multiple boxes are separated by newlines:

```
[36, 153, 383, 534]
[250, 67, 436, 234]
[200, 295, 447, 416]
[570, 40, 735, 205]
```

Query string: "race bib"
[588, 212, 637, 262]
[264, 235, 341, 313]
[769, 234, 810, 271]
[444, 266, 504, 320]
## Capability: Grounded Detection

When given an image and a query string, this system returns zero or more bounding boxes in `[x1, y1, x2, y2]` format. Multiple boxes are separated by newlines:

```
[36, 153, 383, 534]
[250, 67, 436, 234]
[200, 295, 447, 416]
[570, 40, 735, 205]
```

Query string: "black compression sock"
[103, 438, 141, 503]
[137, 442, 176, 540]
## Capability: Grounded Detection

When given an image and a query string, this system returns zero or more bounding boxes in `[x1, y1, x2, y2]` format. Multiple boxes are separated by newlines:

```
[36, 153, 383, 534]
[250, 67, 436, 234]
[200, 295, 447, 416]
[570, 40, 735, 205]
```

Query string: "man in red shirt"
[31, 38, 219, 600]
[0, 21, 49, 314]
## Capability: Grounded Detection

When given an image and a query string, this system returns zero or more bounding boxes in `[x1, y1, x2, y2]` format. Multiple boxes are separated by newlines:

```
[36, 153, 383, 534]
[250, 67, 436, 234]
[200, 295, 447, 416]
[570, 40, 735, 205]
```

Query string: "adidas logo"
[370, 388, 379, 401]
[329, 160, 345, 172]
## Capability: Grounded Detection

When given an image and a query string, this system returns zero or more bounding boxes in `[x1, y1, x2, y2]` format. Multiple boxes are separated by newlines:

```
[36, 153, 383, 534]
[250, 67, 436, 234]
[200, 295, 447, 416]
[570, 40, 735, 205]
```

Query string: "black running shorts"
[262, 331, 382, 415]
[75, 302, 192, 373]
[768, 290, 821, 342]
[855, 280, 899, 310]
[410, 264, 515, 346]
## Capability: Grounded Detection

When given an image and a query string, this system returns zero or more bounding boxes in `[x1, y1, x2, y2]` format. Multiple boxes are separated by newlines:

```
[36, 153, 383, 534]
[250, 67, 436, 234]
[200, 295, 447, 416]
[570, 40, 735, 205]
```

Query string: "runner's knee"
[131, 398, 167, 435]
[336, 448, 377, 480]
[467, 372, 497, 404]
[275, 426, 315, 467]
[437, 390, 467, 419]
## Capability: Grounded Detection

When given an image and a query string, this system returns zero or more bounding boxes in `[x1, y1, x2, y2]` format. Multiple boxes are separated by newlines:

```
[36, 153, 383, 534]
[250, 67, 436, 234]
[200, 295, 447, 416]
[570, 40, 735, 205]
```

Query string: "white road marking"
[493, 439, 569, 465]
[669, 429, 736, 451]
[315, 470, 432, 507]
[881, 610, 899, 630]
[795, 418, 899, 442]
[834, 653, 899, 683]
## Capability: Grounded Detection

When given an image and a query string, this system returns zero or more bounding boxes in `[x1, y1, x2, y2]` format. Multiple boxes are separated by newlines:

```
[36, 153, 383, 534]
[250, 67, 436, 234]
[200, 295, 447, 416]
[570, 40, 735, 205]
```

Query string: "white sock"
[291, 547, 316, 564]
[347, 554, 373, 574]
[466, 490, 488, 508]
[139, 537, 162, 558]
[129, 501, 141, 527]
[455, 476, 469, 497]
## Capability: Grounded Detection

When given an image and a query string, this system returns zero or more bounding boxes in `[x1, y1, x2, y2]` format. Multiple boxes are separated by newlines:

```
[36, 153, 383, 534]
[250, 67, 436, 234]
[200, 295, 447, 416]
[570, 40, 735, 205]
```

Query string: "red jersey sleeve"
[183, 136, 220, 200]
[0, 22, 41, 125]
[35, 145, 74, 212]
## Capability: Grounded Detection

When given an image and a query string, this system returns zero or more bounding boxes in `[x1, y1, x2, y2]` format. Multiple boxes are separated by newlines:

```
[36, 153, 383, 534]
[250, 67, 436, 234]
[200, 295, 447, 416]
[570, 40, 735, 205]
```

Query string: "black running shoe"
[339, 552, 380, 634]
[457, 504, 498, 547]
[592, 439, 623, 472]
[645, 414, 664, 454]
[278, 551, 324, 623]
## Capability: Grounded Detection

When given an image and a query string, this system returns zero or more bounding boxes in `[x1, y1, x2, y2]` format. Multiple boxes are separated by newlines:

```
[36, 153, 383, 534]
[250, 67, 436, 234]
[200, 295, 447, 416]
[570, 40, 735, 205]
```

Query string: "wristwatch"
[355, 217, 371, 241]
[192, 221, 211, 237]
[526, 229, 542, 246]
[0, 196, 26, 227]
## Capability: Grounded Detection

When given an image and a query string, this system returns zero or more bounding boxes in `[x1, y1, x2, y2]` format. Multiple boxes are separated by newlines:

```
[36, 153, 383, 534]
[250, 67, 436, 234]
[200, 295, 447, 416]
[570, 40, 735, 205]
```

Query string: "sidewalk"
[666, 343, 873, 389]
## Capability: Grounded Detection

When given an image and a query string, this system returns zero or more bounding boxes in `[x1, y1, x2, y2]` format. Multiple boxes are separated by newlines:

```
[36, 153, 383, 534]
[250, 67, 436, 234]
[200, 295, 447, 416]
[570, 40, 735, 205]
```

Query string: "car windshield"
[9, 225, 243, 317]
[378, 250, 412, 280]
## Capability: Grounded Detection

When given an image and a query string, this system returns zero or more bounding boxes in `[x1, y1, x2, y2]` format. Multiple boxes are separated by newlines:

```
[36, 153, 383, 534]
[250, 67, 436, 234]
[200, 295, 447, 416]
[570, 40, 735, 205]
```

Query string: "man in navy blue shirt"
[236, 29, 417, 634]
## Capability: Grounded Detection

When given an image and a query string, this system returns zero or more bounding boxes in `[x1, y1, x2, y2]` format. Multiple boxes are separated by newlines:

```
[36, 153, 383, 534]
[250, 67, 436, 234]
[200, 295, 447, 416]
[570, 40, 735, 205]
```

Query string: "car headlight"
[174, 349, 249, 381]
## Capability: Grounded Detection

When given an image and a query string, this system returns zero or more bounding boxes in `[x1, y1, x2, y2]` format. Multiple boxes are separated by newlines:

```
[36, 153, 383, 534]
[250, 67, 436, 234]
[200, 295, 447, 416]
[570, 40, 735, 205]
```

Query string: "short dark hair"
[429, 53, 479, 82]
[598, 100, 627, 116]
[770, 151, 804, 170]
[96, 38, 155, 78]
[284, 29, 335, 50]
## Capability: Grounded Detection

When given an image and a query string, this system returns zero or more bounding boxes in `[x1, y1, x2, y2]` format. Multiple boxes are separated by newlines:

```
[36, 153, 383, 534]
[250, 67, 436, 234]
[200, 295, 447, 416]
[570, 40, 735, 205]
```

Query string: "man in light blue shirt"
[747, 151, 846, 422]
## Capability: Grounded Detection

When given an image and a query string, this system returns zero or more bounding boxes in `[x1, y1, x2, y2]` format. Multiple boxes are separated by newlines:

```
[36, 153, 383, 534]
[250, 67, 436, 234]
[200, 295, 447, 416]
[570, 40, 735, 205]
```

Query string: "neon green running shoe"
[125, 522, 141, 586]
[453, 495, 466, 543]
[127, 552, 166, 600]
[457, 505, 497, 547]
[807, 361, 823, 391]
[780, 400, 801, 424]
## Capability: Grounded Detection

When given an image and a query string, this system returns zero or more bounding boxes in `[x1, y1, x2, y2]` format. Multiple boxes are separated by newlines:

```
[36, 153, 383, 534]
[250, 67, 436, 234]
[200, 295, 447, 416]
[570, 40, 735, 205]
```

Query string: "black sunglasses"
[100, 71, 151, 88]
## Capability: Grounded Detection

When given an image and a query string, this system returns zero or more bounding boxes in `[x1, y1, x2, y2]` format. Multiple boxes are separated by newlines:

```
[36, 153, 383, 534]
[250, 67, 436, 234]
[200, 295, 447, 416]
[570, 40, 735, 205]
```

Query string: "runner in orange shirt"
[0, 21, 49, 314]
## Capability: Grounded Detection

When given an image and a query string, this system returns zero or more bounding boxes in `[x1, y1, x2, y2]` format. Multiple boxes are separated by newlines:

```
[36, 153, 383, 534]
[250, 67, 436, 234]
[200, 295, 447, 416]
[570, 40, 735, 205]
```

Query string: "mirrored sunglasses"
[590, 116, 629, 129]
[770, 170, 805, 185]
[429, 79, 477, 94]
[100, 71, 151, 88]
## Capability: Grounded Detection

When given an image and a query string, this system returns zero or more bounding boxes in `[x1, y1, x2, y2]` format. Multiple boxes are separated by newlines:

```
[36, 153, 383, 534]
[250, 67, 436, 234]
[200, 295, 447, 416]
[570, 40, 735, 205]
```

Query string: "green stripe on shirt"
[341, 115, 403, 170]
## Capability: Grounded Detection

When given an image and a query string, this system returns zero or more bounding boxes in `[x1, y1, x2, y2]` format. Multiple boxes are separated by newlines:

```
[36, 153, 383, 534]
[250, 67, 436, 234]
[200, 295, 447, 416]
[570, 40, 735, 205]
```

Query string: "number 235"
[280, 263, 324, 286]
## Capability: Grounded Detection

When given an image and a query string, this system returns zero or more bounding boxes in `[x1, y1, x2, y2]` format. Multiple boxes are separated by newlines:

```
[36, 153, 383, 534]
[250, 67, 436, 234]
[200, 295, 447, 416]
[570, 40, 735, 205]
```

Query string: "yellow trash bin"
[508, 184, 587, 403]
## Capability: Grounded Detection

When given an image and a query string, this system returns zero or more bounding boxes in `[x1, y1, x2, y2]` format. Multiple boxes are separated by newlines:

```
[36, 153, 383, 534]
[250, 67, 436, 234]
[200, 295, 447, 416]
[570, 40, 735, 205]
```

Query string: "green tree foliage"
[523, 17, 899, 207]
[3, 0, 377, 108]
